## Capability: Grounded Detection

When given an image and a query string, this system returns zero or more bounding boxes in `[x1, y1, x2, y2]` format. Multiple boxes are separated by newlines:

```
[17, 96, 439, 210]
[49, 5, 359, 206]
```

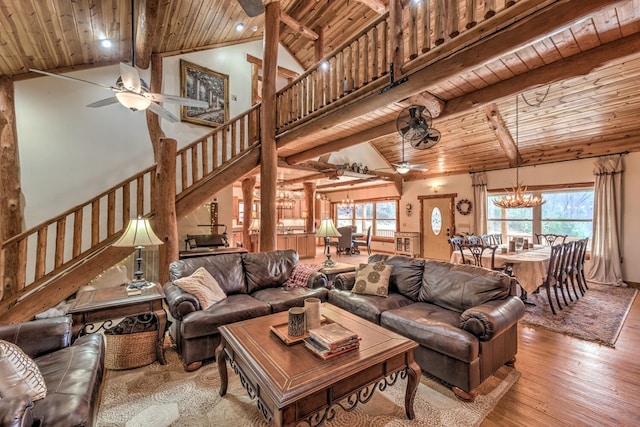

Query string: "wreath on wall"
[456, 198, 472, 215]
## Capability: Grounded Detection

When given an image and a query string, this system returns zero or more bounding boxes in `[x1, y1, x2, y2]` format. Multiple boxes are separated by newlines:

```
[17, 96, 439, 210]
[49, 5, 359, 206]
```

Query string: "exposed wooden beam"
[277, 0, 625, 147]
[356, 0, 386, 14]
[484, 103, 520, 167]
[396, 91, 445, 118]
[283, 25, 640, 164]
[135, 0, 161, 69]
[286, 120, 397, 164]
[295, 0, 322, 20]
[281, 12, 319, 40]
[443, 31, 640, 119]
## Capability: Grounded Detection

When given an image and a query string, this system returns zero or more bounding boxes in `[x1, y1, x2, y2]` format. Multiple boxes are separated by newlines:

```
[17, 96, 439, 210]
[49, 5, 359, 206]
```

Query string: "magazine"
[303, 337, 359, 360]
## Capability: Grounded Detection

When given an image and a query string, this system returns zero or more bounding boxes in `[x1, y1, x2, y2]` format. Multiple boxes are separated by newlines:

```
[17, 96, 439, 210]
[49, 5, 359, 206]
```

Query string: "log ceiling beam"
[277, 0, 626, 148]
[281, 12, 319, 40]
[356, 0, 387, 14]
[395, 91, 445, 118]
[484, 103, 520, 167]
[282, 29, 639, 164]
[134, 0, 161, 69]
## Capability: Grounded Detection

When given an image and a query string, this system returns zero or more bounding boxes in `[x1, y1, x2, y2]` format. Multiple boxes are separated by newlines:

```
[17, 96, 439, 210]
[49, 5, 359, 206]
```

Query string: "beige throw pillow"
[352, 261, 393, 297]
[0, 340, 47, 401]
[175, 267, 227, 310]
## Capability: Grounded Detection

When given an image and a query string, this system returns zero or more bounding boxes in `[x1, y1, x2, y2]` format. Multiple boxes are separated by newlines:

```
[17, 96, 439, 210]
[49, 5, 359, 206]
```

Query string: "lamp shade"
[315, 218, 342, 238]
[113, 216, 163, 248]
[115, 92, 151, 111]
[248, 218, 260, 232]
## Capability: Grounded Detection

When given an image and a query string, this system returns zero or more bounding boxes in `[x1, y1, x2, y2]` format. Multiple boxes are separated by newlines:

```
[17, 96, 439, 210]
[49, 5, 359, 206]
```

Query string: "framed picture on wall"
[180, 59, 229, 127]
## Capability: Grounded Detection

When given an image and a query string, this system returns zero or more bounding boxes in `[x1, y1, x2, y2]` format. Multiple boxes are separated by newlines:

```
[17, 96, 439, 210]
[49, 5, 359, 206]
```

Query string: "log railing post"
[390, 0, 403, 72]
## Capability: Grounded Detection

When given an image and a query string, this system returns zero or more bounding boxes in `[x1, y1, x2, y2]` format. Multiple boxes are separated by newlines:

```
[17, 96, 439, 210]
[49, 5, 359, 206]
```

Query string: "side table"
[319, 262, 357, 286]
[68, 283, 167, 366]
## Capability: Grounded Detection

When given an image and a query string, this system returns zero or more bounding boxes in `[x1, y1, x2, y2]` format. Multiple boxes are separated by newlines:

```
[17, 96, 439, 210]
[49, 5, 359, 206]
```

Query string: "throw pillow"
[284, 264, 323, 288]
[0, 340, 47, 401]
[174, 267, 227, 310]
[352, 261, 393, 297]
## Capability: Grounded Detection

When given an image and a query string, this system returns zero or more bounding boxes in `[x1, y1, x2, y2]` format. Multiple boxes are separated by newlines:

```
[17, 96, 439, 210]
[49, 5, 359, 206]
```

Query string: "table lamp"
[112, 216, 164, 290]
[315, 218, 341, 267]
[248, 218, 260, 234]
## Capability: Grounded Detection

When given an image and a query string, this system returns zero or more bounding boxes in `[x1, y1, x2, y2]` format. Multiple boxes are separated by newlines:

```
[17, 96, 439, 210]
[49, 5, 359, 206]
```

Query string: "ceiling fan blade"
[29, 68, 118, 92]
[237, 0, 265, 17]
[119, 62, 141, 92]
[148, 92, 208, 108]
[148, 102, 179, 122]
[86, 97, 119, 108]
[400, 124, 412, 135]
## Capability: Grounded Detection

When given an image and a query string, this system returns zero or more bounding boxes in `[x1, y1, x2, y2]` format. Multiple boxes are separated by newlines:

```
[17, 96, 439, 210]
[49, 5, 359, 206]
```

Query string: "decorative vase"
[304, 298, 322, 331]
[288, 307, 306, 337]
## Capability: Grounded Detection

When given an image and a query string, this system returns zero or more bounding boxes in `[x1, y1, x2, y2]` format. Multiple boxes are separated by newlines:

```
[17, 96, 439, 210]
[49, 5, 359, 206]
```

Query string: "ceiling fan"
[390, 105, 441, 174]
[29, 0, 208, 122]
[30, 64, 208, 122]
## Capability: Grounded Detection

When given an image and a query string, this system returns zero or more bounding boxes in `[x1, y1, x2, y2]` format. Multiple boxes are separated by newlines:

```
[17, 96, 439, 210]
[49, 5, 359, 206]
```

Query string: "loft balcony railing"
[1, 0, 523, 315]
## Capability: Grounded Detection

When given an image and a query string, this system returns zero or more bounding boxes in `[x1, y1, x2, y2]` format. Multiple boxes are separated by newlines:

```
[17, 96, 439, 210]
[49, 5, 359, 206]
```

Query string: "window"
[488, 188, 593, 242]
[335, 200, 397, 238]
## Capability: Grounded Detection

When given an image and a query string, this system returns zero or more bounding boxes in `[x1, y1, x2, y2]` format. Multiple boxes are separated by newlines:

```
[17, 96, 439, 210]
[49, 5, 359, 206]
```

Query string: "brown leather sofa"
[329, 254, 525, 400]
[0, 316, 106, 427]
[164, 250, 328, 369]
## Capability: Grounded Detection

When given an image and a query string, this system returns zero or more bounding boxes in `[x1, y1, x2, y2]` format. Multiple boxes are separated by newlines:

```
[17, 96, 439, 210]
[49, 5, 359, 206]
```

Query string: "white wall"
[15, 40, 302, 233]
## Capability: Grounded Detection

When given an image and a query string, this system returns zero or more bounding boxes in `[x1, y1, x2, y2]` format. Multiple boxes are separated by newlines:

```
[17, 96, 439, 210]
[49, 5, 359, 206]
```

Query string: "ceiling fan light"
[396, 165, 410, 174]
[116, 92, 151, 111]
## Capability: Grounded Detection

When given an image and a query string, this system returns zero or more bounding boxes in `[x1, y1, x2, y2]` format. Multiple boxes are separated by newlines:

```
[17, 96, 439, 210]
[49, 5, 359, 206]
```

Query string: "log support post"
[154, 137, 178, 285]
[0, 76, 23, 301]
[260, 0, 281, 252]
[303, 182, 316, 232]
[241, 177, 256, 249]
[390, 0, 404, 74]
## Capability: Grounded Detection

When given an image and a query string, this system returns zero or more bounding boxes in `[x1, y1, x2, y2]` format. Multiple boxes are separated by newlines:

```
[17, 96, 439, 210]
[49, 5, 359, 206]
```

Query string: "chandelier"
[493, 94, 545, 209]
[339, 190, 354, 208]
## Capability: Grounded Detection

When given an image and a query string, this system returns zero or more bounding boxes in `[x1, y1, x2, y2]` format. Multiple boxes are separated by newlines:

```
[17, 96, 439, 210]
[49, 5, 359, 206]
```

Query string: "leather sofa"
[0, 316, 105, 427]
[164, 250, 328, 369]
[329, 254, 525, 400]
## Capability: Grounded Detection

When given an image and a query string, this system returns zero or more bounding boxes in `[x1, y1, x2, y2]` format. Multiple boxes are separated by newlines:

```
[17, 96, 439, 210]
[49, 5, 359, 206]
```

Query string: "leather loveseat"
[329, 254, 525, 400]
[164, 250, 328, 369]
[0, 316, 105, 427]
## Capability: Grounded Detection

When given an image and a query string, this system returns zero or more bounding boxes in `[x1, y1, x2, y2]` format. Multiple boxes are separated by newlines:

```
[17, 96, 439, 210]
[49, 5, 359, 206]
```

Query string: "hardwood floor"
[310, 249, 640, 426]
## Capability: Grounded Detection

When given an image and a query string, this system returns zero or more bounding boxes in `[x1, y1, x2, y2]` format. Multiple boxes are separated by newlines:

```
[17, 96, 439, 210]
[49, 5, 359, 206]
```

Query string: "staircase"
[0, 0, 551, 323]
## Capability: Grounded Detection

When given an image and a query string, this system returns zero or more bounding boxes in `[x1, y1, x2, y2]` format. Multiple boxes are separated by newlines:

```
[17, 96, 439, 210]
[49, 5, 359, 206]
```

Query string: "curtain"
[587, 155, 624, 286]
[471, 172, 487, 235]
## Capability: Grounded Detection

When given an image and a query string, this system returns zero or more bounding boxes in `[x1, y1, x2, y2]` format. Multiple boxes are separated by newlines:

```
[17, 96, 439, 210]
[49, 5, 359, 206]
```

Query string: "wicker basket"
[105, 330, 157, 370]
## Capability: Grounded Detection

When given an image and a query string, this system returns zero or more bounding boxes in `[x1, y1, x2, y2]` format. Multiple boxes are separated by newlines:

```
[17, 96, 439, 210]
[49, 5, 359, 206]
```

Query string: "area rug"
[96, 347, 519, 427]
[520, 282, 637, 347]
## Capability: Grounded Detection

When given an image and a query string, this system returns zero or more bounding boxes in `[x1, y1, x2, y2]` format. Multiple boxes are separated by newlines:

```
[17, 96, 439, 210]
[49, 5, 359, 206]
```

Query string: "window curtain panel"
[587, 155, 624, 286]
[471, 172, 487, 235]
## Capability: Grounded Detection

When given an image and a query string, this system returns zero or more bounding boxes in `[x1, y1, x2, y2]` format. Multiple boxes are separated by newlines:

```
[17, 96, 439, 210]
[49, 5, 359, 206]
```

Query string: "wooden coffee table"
[216, 303, 420, 426]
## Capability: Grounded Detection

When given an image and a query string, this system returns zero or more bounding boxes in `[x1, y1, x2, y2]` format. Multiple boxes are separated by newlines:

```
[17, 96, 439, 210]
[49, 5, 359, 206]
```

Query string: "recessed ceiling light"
[251, 25, 258, 32]
[100, 39, 113, 48]
[235, 23, 245, 32]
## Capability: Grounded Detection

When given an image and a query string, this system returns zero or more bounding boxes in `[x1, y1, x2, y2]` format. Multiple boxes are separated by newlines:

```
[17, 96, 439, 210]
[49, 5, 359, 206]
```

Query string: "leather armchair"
[0, 316, 105, 427]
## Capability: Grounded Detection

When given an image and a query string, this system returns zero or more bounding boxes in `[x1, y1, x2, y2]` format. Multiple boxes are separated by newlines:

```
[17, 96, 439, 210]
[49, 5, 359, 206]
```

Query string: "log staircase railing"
[0, 105, 261, 318]
[0, 0, 522, 320]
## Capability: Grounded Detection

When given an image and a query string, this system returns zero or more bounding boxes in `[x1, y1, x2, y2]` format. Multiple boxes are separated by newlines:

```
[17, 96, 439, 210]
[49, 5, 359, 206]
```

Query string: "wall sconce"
[432, 185, 440, 193]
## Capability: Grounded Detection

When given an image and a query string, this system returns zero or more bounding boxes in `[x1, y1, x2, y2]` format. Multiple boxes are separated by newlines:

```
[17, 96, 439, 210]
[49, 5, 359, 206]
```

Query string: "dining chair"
[541, 244, 564, 315]
[333, 226, 354, 255]
[448, 236, 464, 252]
[352, 226, 372, 255]
[490, 233, 503, 245]
[479, 234, 492, 246]
[457, 243, 499, 269]
[467, 235, 482, 245]
[535, 233, 568, 246]
[576, 238, 590, 291]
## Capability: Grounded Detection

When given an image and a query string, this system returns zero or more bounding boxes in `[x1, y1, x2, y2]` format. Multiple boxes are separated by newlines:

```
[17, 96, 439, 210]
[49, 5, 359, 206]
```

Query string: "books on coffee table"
[304, 323, 360, 360]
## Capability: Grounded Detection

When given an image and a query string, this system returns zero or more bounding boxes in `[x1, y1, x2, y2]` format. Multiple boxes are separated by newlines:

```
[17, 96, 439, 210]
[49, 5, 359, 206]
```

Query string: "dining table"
[450, 244, 551, 295]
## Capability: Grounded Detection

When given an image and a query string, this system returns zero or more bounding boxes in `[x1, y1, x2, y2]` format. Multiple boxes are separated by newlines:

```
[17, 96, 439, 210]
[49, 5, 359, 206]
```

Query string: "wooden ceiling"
[4, 0, 640, 189]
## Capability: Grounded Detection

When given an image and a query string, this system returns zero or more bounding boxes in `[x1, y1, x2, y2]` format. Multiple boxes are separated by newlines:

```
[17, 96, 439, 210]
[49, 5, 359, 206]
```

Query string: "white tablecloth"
[450, 245, 551, 293]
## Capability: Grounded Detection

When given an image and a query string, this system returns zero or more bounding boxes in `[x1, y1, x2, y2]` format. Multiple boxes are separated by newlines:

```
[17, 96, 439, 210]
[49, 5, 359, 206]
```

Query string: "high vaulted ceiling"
[4, 0, 640, 193]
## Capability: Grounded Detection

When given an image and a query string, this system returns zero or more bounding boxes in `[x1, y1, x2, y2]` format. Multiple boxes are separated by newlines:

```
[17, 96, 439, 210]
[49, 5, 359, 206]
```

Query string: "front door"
[421, 195, 455, 261]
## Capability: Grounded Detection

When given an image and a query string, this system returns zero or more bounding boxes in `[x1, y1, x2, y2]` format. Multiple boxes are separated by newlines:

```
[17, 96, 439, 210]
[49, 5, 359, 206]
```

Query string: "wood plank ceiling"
[3, 0, 640, 187]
